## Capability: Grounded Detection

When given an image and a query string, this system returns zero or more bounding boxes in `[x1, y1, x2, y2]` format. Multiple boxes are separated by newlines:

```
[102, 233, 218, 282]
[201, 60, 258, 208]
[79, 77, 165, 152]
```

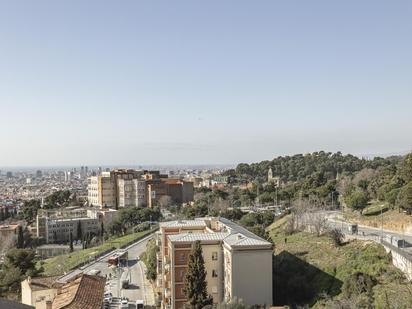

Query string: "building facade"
[87, 169, 194, 209]
[157, 218, 273, 309]
[36, 208, 102, 244]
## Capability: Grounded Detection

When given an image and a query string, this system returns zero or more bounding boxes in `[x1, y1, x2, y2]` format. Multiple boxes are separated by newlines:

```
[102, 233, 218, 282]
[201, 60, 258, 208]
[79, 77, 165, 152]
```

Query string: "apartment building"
[87, 172, 116, 207]
[88, 169, 194, 209]
[157, 218, 273, 309]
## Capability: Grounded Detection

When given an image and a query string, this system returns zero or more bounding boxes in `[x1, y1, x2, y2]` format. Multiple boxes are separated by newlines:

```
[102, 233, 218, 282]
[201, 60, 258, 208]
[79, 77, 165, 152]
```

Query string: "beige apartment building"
[157, 218, 273, 309]
[88, 169, 194, 209]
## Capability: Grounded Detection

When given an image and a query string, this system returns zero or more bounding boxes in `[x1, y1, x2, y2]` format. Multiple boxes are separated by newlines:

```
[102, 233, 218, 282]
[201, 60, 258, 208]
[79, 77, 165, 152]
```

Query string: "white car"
[120, 298, 129, 308]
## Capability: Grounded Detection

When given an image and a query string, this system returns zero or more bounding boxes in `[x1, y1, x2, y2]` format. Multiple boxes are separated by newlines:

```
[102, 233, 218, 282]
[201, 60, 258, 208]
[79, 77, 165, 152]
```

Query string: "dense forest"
[219, 151, 412, 212]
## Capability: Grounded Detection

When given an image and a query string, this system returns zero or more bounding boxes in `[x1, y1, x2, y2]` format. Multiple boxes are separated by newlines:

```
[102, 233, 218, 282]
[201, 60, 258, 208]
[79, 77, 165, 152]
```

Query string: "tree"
[217, 298, 248, 309]
[17, 225, 24, 249]
[159, 195, 173, 208]
[400, 153, 412, 183]
[345, 191, 369, 210]
[328, 228, 344, 246]
[77, 220, 82, 240]
[141, 239, 158, 281]
[183, 241, 208, 308]
[20, 199, 41, 223]
[397, 182, 412, 213]
[69, 232, 74, 252]
[4, 248, 39, 276]
[100, 221, 104, 238]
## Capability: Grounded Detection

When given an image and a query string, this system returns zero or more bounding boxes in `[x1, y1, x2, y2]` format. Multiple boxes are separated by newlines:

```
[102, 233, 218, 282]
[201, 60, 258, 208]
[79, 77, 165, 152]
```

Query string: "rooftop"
[168, 232, 229, 243]
[165, 217, 272, 248]
[26, 276, 61, 291]
[52, 274, 105, 309]
[160, 220, 206, 228]
[0, 224, 19, 230]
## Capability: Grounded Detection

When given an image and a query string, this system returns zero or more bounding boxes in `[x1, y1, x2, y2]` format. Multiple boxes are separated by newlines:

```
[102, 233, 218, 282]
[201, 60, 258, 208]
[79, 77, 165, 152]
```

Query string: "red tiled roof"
[52, 274, 105, 309]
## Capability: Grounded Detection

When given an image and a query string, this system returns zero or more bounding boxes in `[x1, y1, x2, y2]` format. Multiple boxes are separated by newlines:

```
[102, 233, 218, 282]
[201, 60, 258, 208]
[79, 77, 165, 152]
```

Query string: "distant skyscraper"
[6, 171, 12, 179]
[36, 170, 42, 178]
[64, 171, 71, 182]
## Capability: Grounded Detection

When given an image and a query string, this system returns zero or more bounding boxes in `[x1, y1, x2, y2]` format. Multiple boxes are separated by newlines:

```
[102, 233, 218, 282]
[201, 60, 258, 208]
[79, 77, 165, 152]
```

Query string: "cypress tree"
[0, 209, 4, 221]
[100, 222, 104, 238]
[17, 225, 24, 248]
[182, 240, 208, 309]
[69, 232, 74, 252]
[77, 220, 82, 240]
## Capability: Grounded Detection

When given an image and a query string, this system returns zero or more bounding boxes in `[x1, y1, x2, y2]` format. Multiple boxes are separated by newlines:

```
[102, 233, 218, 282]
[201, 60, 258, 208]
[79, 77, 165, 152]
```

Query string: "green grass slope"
[269, 215, 412, 308]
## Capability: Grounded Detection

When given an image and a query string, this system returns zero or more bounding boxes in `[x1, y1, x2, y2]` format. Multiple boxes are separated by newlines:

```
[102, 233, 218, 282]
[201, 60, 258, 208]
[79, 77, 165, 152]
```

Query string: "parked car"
[135, 299, 144, 309]
[120, 298, 129, 309]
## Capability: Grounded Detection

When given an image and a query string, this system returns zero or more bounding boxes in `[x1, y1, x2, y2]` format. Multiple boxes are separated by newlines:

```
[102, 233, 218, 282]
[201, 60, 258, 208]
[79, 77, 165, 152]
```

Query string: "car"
[104, 292, 112, 298]
[102, 303, 110, 309]
[120, 298, 129, 309]
[135, 299, 144, 309]
[103, 295, 112, 304]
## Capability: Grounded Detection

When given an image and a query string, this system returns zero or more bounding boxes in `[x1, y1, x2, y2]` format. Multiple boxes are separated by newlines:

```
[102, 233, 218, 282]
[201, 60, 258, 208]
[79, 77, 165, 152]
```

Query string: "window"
[212, 252, 218, 260]
[178, 269, 185, 281]
[212, 270, 218, 278]
[179, 253, 186, 263]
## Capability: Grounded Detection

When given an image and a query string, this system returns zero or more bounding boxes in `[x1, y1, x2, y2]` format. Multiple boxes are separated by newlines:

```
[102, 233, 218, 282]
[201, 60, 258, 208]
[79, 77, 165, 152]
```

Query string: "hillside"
[269, 216, 412, 308]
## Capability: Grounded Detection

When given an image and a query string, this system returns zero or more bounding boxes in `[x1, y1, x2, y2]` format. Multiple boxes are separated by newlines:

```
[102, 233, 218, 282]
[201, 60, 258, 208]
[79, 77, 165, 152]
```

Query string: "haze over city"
[1, 0, 411, 166]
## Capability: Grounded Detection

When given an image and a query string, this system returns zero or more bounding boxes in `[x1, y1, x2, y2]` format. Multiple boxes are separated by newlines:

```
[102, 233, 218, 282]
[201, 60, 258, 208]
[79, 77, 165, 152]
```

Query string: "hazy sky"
[0, 1, 411, 166]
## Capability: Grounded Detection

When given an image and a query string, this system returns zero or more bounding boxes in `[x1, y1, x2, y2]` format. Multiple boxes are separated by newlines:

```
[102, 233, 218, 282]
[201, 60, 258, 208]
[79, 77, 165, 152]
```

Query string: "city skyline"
[1, 1, 411, 166]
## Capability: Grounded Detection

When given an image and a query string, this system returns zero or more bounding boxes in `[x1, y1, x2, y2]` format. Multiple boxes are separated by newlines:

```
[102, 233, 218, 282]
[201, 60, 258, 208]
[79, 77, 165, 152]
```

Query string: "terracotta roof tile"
[52, 274, 105, 309]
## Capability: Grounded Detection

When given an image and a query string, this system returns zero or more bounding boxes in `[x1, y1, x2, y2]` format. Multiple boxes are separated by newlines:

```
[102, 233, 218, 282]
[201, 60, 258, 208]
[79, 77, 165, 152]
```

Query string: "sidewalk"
[138, 261, 156, 306]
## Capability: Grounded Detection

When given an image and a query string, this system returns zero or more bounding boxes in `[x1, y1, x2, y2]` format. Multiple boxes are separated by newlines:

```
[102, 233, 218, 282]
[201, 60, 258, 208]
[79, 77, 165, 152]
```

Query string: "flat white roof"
[160, 220, 206, 228]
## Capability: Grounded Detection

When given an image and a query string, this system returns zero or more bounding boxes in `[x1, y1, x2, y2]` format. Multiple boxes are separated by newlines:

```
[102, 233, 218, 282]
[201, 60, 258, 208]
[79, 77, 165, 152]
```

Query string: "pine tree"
[182, 241, 208, 309]
[17, 225, 24, 249]
[69, 232, 74, 252]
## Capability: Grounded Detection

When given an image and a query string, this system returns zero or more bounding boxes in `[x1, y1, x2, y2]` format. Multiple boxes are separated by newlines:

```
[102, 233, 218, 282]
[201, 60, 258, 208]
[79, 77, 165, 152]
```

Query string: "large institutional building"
[87, 169, 194, 208]
[157, 218, 273, 309]
[36, 207, 117, 244]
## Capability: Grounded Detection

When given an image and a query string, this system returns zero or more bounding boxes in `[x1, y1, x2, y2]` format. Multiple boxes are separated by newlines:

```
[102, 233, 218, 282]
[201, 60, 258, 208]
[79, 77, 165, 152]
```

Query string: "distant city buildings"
[87, 169, 194, 209]
[157, 217, 273, 309]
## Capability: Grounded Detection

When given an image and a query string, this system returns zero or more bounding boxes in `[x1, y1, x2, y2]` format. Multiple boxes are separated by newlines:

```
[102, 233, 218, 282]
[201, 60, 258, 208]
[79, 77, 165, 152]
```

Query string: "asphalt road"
[80, 234, 155, 307]
[325, 212, 412, 255]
